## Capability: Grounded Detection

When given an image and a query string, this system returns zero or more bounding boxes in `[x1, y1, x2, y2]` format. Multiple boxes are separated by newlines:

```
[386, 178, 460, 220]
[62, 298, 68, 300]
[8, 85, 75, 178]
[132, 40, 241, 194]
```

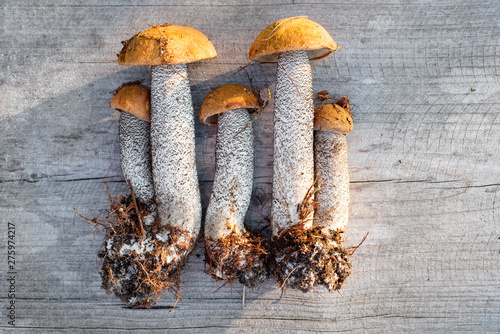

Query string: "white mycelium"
[272, 50, 315, 235]
[119, 237, 155, 255]
[119, 112, 154, 203]
[314, 132, 350, 232]
[205, 108, 254, 240]
[150, 64, 202, 239]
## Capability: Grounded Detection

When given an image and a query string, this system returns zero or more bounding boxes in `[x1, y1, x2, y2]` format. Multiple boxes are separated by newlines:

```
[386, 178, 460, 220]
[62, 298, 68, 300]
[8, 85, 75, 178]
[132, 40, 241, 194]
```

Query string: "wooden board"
[1, 0, 499, 332]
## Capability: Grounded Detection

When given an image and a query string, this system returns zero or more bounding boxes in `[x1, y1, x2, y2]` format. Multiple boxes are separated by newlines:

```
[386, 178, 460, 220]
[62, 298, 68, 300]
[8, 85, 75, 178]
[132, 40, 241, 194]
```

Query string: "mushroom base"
[204, 232, 268, 287]
[95, 194, 195, 308]
[271, 224, 351, 293]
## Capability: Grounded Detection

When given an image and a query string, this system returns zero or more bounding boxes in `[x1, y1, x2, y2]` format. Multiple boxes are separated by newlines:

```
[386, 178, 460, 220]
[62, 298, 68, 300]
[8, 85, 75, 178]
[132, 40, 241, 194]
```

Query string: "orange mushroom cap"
[118, 24, 217, 66]
[110, 83, 151, 122]
[314, 103, 353, 135]
[249, 17, 339, 63]
[199, 84, 260, 125]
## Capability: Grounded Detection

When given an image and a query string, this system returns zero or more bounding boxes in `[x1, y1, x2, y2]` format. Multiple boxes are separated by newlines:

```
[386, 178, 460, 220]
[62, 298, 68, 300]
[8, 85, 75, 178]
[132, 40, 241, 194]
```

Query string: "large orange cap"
[314, 103, 353, 135]
[110, 83, 151, 122]
[118, 24, 217, 65]
[249, 17, 338, 63]
[199, 84, 260, 125]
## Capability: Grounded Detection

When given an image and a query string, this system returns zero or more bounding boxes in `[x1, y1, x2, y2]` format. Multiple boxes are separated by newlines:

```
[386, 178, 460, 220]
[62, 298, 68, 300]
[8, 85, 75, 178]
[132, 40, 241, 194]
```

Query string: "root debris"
[270, 180, 352, 293]
[205, 232, 268, 287]
[271, 225, 351, 293]
[83, 188, 194, 308]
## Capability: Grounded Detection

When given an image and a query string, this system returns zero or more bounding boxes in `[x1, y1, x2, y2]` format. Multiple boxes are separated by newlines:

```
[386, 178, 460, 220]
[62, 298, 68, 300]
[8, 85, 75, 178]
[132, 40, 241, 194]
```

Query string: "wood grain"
[1, 0, 499, 332]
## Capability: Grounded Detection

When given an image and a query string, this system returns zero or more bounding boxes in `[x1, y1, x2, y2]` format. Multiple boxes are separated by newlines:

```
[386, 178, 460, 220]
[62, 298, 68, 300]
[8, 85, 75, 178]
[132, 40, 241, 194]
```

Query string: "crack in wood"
[0, 177, 473, 187]
[350, 179, 461, 184]
[0, 175, 122, 183]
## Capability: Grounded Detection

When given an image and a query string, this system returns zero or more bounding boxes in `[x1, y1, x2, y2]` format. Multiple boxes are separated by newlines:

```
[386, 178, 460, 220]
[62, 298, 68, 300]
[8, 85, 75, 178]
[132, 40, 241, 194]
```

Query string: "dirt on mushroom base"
[271, 224, 351, 293]
[270, 182, 352, 293]
[91, 193, 195, 308]
[205, 231, 268, 287]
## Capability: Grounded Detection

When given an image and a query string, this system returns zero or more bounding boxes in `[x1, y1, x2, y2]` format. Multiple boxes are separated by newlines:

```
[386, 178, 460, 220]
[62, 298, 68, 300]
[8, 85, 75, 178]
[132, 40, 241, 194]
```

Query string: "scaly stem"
[150, 64, 202, 238]
[204, 108, 267, 285]
[272, 50, 315, 235]
[119, 112, 154, 203]
[205, 108, 254, 240]
[314, 132, 349, 232]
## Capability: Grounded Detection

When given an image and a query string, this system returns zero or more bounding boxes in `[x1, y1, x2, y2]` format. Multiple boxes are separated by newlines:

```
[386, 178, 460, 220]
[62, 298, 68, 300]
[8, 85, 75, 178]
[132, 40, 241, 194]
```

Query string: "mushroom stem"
[314, 132, 349, 232]
[150, 64, 202, 266]
[119, 112, 154, 203]
[204, 108, 267, 285]
[205, 108, 253, 240]
[272, 49, 315, 235]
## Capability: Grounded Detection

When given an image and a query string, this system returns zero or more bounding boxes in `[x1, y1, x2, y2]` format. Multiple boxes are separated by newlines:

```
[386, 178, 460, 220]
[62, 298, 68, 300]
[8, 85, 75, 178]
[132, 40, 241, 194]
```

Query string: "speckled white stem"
[150, 64, 202, 238]
[314, 132, 349, 233]
[119, 112, 154, 203]
[272, 50, 315, 235]
[205, 108, 254, 240]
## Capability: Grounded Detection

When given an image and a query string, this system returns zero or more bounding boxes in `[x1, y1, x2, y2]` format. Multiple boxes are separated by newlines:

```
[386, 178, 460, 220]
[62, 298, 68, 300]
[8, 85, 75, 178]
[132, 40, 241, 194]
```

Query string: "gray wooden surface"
[1, 0, 499, 333]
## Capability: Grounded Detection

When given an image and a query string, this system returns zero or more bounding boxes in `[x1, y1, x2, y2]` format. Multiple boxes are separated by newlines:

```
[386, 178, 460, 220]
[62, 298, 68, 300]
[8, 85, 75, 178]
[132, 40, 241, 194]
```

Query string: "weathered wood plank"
[1, 0, 499, 332]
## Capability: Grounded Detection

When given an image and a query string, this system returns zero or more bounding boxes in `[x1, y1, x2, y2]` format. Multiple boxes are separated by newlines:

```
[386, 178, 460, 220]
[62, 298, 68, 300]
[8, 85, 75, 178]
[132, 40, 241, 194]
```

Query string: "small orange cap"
[249, 17, 338, 63]
[199, 84, 260, 125]
[314, 103, 353, 135]
[110, 83, 151, 122]
[118, 24, 217, 65]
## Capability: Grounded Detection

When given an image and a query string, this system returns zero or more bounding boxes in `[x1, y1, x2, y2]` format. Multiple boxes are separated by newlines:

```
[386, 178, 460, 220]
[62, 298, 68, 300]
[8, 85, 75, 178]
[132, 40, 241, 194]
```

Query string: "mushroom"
[199, 84, 267, 286]
[118, 24, 217, 280]
[314, 97, 353, 233]
[96, 82, 163, 308]
[249, 17, 340, 290]
[110, 82, 154, 204]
